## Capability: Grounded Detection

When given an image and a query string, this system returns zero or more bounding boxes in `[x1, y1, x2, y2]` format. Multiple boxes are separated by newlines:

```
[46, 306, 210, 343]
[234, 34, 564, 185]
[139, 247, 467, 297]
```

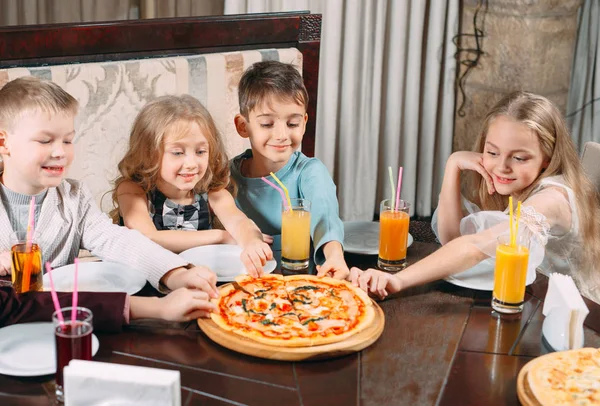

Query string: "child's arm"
[437, 152, 495, 244]
[351, 187, 570, 297]
[351, 232, 489, 297]
[0, 251, 11, 276]
[316, 241, 350, 280]
[117, 181, 234, 253]
[208, 189, 273, 277]
[129, 288, 216, 321]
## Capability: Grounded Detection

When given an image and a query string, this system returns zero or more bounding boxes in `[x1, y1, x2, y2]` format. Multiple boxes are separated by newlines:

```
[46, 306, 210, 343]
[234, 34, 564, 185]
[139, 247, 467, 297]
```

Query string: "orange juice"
[378, 210, 410, 261]
[11, 243, 43, 293]
[282, 208, 311, 269]
[377, 198, 411, 272]
[493, 243, 529, 306]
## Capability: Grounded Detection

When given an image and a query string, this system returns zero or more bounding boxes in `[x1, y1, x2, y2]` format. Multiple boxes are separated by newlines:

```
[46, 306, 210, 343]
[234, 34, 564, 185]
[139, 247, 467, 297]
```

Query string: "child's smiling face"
[157, 120, 209, 201]
[240, 97, 307, 175]
[0, 110, 75, 195]
[482, 115, 549, 196]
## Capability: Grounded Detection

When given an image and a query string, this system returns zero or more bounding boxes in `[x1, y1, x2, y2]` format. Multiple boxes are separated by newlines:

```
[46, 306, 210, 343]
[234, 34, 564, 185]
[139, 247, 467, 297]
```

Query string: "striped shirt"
[0, 179, 188, 290]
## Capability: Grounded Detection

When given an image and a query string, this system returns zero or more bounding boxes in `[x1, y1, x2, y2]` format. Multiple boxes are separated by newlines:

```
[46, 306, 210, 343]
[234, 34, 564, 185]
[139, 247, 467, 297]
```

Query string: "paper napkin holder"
[64, 360, 181, 406]
[541, 273, 589, 352]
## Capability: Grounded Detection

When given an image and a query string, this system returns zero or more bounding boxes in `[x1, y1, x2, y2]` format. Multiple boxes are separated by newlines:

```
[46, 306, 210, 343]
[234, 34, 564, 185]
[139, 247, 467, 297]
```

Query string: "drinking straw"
[71, 258, 79, 324]
[509, 196, 514, 247]
[261, 177, 289, 211]
[395, 166, 403, 211]
[514, 201, 522, 247]
[46, 262, 65, 325]
[387, 166, 396, 211]
[269, 172, 292, 211]
[21, 196, 35, 292]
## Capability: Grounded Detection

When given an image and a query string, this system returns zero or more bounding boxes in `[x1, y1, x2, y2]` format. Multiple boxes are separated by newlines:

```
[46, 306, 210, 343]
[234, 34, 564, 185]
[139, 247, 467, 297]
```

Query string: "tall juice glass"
[53, 307, 93, 402]
[10, 231, 43, 293]
[492, 235, 530, 314]
[378, 199, 411, 272]
[281, 198, 311, 271]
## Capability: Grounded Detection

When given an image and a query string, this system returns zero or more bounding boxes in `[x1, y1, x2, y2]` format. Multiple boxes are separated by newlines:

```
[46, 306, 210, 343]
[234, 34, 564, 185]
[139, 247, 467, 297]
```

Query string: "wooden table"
[1, 241, 599, 405]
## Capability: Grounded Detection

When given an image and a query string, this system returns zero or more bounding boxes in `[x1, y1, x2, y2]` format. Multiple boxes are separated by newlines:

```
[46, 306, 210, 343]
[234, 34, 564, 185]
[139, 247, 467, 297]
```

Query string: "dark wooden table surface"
[1, 241, 599, 406]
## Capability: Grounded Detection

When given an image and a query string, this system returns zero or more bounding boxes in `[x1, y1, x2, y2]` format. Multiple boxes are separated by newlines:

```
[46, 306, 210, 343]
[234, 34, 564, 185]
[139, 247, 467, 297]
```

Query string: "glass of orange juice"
[10, 231, 43, 293]
[492, 234, 530, 314]
[281, 198, 311, 271]
[378, 199, 410, 272]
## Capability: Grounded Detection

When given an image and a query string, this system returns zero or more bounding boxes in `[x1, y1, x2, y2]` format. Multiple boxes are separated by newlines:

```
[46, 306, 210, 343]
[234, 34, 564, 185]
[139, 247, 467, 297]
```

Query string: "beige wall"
[454, 0, 583, 152]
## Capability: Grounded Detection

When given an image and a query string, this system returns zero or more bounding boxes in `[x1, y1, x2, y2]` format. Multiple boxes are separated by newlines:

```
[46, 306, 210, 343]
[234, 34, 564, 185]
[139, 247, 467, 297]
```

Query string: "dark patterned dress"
[147, 189, 211, 231]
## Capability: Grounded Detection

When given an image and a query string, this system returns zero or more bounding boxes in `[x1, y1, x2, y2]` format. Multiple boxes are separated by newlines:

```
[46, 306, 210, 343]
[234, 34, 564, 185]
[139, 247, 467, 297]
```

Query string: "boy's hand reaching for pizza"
[317, 242, 350, 280]
[161, 265, 219, 298]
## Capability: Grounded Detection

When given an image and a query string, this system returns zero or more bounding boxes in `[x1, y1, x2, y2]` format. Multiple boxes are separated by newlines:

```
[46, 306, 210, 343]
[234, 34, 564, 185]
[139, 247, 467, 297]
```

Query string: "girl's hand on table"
[350, 267, 403, 298]
[241, 239, 273, 278]
[159, 288, 217, 321]
[449, 151, 495, 195]
[0, 251, 11, 276]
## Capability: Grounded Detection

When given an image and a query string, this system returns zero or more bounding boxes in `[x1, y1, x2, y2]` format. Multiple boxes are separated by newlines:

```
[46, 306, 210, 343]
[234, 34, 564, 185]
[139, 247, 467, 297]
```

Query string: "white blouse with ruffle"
[432, 175, 599, 303]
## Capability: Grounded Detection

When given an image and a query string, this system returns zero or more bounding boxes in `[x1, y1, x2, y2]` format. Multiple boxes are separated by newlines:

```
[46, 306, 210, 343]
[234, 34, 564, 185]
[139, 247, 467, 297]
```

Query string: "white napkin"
[64, 360, 181, 406]
[542, 273, 589, 351]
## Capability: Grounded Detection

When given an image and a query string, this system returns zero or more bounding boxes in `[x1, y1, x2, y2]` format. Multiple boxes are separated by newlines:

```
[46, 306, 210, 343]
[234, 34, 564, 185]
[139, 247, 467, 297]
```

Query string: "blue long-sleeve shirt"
[230, 150, 344, 264]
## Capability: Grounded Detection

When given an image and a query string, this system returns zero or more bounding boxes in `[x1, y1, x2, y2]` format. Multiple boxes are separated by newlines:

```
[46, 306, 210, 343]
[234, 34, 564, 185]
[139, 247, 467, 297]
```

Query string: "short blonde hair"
[0, 76, 78, 131]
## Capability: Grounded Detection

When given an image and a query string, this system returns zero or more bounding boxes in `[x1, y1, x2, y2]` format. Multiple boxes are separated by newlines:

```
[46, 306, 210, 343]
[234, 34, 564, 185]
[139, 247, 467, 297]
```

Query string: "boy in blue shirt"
[230, 61, 348, 279]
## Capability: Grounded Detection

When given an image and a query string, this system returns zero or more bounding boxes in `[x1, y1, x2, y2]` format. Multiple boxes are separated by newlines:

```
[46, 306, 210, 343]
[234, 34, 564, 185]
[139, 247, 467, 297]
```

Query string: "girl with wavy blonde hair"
[111, 95, 272, 276]
[352, 91, 600, 304]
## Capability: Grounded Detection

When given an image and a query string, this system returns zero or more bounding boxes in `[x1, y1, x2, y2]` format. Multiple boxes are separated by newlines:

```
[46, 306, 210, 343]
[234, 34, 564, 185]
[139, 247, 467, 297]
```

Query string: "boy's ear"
[0, 130, 9, 156]
[304, 113, 308, 123]
[234, 114, 249, 139]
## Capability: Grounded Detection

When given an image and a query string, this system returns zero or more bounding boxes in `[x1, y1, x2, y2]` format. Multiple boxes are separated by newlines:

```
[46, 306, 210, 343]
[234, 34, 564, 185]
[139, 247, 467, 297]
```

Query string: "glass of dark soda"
[52, 307, 93, 402]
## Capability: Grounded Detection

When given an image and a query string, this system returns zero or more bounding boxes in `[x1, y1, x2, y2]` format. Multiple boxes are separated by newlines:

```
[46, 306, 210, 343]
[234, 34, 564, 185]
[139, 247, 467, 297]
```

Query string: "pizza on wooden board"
[526, 347, 600, 405]
[210, 274, 376, 347]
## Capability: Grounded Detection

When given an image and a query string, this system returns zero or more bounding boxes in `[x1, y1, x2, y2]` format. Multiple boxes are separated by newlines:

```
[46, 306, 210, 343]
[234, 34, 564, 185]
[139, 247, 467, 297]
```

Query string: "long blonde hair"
[110, 95, 230, 222]
[470, 91, 600, 289]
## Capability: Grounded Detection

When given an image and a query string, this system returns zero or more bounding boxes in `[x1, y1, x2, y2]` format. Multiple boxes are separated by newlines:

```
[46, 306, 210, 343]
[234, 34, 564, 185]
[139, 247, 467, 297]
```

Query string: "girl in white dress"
[351, 92, 600, 303]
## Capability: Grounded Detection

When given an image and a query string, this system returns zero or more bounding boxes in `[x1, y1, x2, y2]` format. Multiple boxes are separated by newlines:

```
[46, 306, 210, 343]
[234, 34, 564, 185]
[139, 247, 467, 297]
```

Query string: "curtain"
[225, 0, 458, 219]
[567, 0, 600, 152]
[0, 0, 134, 25]
[139, 0, 224, 18]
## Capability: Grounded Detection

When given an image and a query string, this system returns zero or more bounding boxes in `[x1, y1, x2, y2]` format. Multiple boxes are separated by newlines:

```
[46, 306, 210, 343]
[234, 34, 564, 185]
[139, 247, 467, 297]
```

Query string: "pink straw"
[45, 262, 64, 325]
[261, 177, 289, 211]
[71, 258, 79, 324]
[25, 196, 35, 251]
[395, 167, 403, 210]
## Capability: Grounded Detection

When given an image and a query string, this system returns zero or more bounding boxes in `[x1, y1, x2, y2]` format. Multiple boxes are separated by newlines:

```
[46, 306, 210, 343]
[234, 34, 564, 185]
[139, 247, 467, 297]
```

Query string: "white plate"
[179, 244, 277, 282]
[44, 262, 147, 295]
[343, 221, 413, 255]
[0, 322, 99, 377]
[444, 258, 537, 291]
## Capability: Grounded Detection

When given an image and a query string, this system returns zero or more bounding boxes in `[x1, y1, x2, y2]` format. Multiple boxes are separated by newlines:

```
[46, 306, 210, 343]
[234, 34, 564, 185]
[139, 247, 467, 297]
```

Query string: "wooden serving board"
[197, 299, 385, 361]
[516, 358, 543, 406]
